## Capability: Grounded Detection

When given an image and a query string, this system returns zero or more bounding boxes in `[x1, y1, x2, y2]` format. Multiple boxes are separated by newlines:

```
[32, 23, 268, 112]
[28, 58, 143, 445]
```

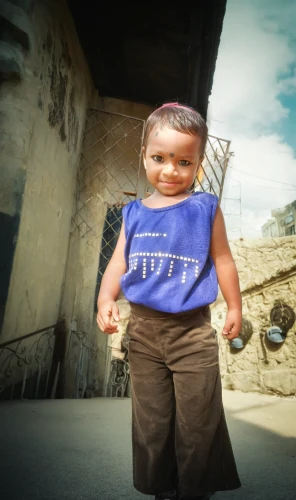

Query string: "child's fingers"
[222, 323, 240, 340]
[225, 330, 239, 340]
[97, 312, 118, 334]
[111, 303, 120, 322]
[222, 321, 233, 336]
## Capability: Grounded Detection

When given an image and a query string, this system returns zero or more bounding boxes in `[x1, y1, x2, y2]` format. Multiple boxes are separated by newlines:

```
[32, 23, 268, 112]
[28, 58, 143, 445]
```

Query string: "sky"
[208, 0, 296, 239]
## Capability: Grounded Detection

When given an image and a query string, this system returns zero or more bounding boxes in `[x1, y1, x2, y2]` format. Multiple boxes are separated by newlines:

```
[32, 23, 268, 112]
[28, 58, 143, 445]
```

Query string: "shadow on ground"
[0, 395, 295, 500]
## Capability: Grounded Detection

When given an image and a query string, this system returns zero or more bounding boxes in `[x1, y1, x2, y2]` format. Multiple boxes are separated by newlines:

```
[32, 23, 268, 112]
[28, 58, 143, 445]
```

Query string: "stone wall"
[0, 0, 93, 343]
[211, 236, 296, 396]
[106, 236, 296, 397]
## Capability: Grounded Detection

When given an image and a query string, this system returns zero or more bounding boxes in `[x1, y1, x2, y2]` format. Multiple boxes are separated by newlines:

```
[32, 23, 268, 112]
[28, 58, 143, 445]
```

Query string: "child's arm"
[210, 205, 242, 340]
[97, 222, 127, 334]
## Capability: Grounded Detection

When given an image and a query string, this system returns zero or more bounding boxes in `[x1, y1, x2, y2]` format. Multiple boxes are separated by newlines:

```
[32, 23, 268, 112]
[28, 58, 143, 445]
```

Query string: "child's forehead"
[147, 124, 200, 146]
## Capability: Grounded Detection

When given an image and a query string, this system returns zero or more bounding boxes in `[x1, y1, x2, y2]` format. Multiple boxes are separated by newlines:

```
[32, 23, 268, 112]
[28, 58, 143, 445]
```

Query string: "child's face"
[142, 125, 202, 197]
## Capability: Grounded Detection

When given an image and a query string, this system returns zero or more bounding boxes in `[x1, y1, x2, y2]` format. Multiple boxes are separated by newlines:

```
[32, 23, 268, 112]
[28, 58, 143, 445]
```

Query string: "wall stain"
[59, 122, 66, 142]
[38, 93, 43, 110]
[58, 23, 72, 68]
[47, 24, 76, 147]
[68, 85, 79, 151]
[48, 63, 68, 137]
[44, 31, 53, 53]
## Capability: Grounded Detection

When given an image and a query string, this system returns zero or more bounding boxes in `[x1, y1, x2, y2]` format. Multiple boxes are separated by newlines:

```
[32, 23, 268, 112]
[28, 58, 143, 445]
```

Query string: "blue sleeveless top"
[120, 191, 219, 313]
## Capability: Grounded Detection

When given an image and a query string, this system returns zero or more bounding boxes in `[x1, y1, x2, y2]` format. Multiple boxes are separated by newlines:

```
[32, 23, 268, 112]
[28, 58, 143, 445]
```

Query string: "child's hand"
[97, 301, 120, 334]
[222, 309, 242, 340]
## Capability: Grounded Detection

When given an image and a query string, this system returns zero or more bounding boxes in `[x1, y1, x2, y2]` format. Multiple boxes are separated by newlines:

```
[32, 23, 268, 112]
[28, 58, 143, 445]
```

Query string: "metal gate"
[65, 109, 146, 398]
[71, 109, 145, 247]
[195, 134, 231, 201]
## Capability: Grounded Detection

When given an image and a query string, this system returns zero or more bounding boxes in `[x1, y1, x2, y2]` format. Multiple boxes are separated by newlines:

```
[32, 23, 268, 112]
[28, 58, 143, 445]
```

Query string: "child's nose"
[162, 163, 177, 176]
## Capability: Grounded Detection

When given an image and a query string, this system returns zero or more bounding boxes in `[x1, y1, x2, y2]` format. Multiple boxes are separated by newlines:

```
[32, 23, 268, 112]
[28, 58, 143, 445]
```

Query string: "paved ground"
[0, 389, 295, 500]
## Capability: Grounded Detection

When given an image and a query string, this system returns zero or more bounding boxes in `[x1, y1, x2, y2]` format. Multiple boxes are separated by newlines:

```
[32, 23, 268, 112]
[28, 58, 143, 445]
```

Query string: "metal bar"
[78, 346, 86, 399]
[196, 164, 217, 196]
[21, 365, 27, 399]
[0, 325, 56, 349]
[91, 107, 146, 123]
[44, 337, 55, 398]
[208, 133, 231, 143]
[219, 140, 231, 204]
[204, 146, 223, 186]
[80, 349, 87, 399]
[35, 364, 42, 399]
[216, 137, 228, 157]
[75, 343, 83, 398]
[50, 362, 60, 399]
[103, 345, 112, 397]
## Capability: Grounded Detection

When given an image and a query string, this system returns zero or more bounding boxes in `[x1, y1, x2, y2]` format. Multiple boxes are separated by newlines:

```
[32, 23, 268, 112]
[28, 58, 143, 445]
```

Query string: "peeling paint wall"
[211, 236, 296, 396]
[0, 0, 93, 342]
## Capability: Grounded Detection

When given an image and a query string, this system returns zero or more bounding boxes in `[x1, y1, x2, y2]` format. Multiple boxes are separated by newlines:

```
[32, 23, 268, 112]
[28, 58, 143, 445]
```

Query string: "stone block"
[221, 371, 261, 393]
[110, 298, 131, 359]
[261, 370, 296, 396]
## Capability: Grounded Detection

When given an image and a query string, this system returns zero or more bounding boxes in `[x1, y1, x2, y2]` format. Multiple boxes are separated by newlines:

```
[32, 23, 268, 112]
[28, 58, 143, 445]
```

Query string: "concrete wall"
[211, 236, 296, 396]
[0, 0, 93, 343]
[0, 3, 178, 398]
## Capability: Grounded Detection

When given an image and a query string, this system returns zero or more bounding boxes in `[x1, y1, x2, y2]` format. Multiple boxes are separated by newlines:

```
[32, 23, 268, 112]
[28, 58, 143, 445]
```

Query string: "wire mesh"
[70, 109, 145, 306]
[194, 134, 231, 200]
[71, 108, 145, 244]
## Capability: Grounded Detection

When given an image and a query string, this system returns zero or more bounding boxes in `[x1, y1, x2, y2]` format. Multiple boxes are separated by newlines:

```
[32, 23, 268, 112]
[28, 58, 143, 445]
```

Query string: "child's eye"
[152, 155, 164, 162]
[179, 160, 191, 166]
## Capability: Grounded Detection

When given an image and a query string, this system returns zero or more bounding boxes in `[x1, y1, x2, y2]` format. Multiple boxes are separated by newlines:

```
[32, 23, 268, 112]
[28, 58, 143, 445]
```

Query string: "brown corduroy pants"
[127, 303, 241, 497]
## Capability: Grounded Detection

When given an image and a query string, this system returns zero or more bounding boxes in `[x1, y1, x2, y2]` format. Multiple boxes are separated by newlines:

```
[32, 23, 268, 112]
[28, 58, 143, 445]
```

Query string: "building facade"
[262, 200, 296, 237]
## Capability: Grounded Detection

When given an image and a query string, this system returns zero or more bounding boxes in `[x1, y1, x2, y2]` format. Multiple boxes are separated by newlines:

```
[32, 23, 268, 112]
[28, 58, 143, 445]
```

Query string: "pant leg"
[128, 311, 178, 495]
[165, 306, 241, 496]
[128, 304, 241, 496]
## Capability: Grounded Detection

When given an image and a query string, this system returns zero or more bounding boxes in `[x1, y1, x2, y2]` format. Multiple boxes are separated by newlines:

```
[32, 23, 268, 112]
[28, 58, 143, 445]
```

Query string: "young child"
[97, 103, 242, 500]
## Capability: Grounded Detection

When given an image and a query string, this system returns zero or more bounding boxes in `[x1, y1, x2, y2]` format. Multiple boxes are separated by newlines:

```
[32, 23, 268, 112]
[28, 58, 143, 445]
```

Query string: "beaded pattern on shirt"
[134, 233, 167, 238]
[128, 252, 199, 284]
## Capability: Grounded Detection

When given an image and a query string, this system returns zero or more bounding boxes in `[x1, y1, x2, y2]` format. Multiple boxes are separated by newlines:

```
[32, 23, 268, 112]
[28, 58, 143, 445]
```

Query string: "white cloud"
[277, 69, 296, 95]
[208, 0, 296, 239]
[222, 134, 296, 238]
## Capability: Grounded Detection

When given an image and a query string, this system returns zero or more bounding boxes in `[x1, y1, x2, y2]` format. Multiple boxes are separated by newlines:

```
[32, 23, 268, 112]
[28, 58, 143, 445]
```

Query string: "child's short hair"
[143, 102, 208, 158]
